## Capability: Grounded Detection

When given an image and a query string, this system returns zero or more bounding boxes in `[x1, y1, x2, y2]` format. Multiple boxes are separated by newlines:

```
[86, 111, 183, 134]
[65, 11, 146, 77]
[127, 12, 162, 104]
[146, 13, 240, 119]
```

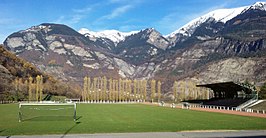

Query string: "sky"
[0, 0, 264, 43]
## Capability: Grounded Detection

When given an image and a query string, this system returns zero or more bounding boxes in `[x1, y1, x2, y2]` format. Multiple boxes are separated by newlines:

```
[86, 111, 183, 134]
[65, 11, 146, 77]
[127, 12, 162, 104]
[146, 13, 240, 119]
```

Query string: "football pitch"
[0, 103, 266, 136]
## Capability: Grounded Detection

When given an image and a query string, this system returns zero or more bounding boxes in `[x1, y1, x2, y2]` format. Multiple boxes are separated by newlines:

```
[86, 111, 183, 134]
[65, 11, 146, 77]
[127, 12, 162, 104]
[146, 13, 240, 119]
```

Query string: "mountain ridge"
[3, 2, 266, 99]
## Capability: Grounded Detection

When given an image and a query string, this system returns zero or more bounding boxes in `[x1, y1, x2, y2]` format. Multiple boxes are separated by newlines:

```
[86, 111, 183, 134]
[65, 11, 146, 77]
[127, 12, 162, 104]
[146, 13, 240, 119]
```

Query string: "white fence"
[183, 103, 266, 114]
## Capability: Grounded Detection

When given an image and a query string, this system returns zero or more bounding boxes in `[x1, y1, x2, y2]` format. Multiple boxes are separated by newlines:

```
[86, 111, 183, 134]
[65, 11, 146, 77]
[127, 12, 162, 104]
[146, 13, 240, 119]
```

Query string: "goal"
[18, 103, 77, 122]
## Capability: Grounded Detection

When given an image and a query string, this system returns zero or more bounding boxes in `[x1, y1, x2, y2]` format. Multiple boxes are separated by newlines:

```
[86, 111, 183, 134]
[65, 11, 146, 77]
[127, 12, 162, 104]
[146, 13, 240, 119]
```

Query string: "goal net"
[19, 103, 76, 122]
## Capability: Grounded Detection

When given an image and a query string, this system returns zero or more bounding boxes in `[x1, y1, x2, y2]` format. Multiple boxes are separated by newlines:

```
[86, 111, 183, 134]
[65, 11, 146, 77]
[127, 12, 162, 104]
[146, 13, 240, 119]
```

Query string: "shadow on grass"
[61, 121, 81, 138]
[0, 129, 5, 134]
[22, 116, 82, 122]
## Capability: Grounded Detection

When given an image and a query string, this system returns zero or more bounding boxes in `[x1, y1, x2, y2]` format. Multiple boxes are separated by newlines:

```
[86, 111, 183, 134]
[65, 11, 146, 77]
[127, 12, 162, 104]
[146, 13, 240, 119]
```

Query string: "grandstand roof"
[196, 81, 253, 94]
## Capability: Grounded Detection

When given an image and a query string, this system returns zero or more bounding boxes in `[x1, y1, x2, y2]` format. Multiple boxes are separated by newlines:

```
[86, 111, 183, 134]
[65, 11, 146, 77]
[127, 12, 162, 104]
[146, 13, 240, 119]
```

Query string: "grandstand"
[195, 81, 258, 108]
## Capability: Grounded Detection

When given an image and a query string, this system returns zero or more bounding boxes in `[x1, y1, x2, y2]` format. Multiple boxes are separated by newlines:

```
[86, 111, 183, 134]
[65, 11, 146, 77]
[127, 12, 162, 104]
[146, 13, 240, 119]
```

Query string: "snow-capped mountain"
[79, 28, 139, 45]
[166, 2, 266, 38]
[3, 2, 266, 97]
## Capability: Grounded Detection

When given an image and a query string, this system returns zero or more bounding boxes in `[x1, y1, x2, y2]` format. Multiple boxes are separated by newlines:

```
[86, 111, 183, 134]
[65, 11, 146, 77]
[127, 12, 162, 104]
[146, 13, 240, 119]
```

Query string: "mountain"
[166, 2, 266, 47]
[4, 23, 121, 80]
[79, 28, 139, 45]
[113, 28, 170, 65]
[79, 28, 170, 65]
[3, 2, 266, 98]
[3, 23, 158, 81]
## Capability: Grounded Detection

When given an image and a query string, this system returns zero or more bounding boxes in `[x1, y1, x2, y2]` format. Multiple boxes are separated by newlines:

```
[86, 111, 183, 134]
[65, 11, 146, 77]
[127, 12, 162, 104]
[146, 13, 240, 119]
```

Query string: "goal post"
[18, 103, 77, 122]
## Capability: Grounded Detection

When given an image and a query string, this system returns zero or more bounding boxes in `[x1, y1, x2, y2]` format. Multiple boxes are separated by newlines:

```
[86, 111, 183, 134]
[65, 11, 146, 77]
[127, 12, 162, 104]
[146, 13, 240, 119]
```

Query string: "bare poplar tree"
[83, 76, 88, 102]
[36, 75, 41, 101]
[157, 81, 161, 102]
[133, 79, 137, 101]
[87, 77, 91, 101]
[112, 79, 116, 102]
[143, 80, 147, 102]
[28, 77, 33, 101]
[39, 75, 43, 101]
[103, 76, 107, 102]
[93, 77, 98, 102]
[173, 81, 178, 102]
[115, 80, 119, 102]
[99, 77, 103, 102]
[109, 78, 113, 102]
[128, 80, 132, 101]
[151, 79, 156, 103]
[119, 78, 122, 102]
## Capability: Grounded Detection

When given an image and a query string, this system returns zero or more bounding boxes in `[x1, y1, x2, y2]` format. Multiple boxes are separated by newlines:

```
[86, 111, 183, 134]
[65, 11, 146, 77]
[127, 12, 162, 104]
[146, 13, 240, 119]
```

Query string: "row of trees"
[12, 75, 213, 102]
[82, 76, 215, 103]
[173, 80, 211, 102]
[14, 75, 44, 101]
[82, 76, 162, 102]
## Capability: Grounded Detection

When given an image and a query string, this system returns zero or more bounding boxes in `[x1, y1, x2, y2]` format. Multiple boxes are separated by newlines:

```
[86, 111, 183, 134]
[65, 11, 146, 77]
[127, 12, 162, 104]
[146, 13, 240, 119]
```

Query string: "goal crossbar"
[19, 103, 77, 122]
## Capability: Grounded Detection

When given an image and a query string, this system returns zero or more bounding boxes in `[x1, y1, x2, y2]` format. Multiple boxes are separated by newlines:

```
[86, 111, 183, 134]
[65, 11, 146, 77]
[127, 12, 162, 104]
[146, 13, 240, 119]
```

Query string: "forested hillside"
[0, 45, 80, 101]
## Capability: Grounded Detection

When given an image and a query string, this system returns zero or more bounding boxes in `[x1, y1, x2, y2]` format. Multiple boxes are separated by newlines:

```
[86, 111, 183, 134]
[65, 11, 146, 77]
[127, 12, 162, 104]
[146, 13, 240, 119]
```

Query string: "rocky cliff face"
[114, 28, 169, 65]
[3, 23, 163, 82]
[3, 2, 266, 96]
[187, 57, 266, 85]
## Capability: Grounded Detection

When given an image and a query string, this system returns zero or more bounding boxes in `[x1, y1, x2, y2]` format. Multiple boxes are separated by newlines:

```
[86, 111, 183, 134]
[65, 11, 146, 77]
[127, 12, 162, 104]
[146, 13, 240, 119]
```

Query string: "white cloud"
[102, 5, 133, 20]
[70, 14, 84, 24]
[119, 25, 139, 31]
[53, 14, 84, 25]
[73, 7, 93, 13]
[0, 18, 18, 25]
[72, 2, 102, 14]
[53, 2, 103, 25]
[109, 0, 134, 3]
[54, 16, 65, 23]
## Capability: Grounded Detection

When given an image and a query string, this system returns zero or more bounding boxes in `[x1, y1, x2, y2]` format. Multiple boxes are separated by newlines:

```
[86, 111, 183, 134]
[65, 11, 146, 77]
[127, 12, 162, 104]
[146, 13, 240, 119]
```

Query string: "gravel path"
[2, 130, 266, 138]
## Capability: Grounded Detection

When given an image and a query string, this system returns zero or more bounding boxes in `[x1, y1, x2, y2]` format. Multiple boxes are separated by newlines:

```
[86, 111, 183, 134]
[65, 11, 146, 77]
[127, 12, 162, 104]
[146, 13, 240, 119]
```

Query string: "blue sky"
[0, 0, 263, 43]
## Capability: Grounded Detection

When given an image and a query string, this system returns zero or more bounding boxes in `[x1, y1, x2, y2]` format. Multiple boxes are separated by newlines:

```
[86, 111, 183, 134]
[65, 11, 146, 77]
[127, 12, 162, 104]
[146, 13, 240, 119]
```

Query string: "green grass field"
[0, 103, 266, 136]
